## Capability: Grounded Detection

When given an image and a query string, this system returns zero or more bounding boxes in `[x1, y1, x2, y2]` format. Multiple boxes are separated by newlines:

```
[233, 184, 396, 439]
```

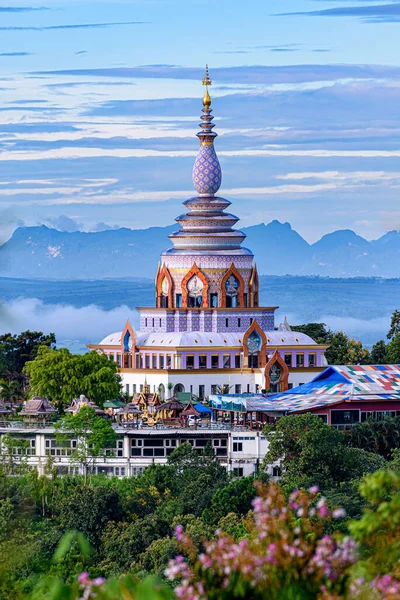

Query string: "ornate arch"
[264, 350, 289, 392]
[121, 319, 135, 369]
[242, 319, 267, 368]
[156, 263, 174, 308]
[181, 263, 209, 308]
[220, 262, 245, 308]
[249, 263, 259, 308]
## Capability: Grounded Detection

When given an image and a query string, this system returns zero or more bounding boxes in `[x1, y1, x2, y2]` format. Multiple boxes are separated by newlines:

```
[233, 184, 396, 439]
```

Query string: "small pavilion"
[65, 395, 106, 417]
[156, 398, 185, 425]
[181, 401, 202, 426]
[116, 402, 143, 426]
[20, 397, 57, 425]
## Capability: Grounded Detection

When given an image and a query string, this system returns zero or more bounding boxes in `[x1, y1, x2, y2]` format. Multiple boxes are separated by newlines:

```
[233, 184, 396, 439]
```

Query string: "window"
[233, 467, 244, 477]
[159, 355, 164, 369]
[199, 355, 207, 369]
[116, 353, 121, 367]
[132, 384, 137, 394]
[176, 294, 182, 308]
[166, 355, 172, 369]
[288, 383, 293, 390]
[235, 384, 242, 394]
[161, 296, 168, 308]
[199, 385, 205, 399]
[211, 384, 218, 395]
[237, 318, 241, 327]
[244, 294, 248, 307]
[125, 384, 130, 394]
[317, 414, 328, 423]
[272, 466, 281, 477]
[145, 318, 148, 327]
[331, 410, 359, 426]
[152, 318, 155, 327]
[296, 354, 304, 367]
[225, 318, 229, 328]
[284, 353, 292, 367]
[247, 384, 250, 393]
[152, 355, 157, 369]
[145, 355, 150, 369]
[135, 354, 141, 369]
[308, 353, 316, 367]
[361, 410, 400, 422]
[186, 355, 195, 370]
[159, 318, 162, 327]
[235, 354, 241, 369]
[140, 384, 143, 392]
[223, 355, 231, 368]
[248, 355, 258, 368]
[211, 355, 219, 369]
[233, 442, 243, 452]
[188, 296, 202, 308]
[210, 293, 218, 308]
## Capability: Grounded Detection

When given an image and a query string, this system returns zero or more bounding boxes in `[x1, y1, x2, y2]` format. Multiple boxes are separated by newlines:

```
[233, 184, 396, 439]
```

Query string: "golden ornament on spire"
[202, 64, 212, 109]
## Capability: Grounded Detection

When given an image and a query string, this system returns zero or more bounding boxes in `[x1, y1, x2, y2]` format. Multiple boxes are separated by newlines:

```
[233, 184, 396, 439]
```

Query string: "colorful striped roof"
[209, 365, 400, 414]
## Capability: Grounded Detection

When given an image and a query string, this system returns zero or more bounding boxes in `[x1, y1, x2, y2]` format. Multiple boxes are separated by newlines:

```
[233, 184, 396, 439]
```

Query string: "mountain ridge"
[1, 221, 399, 279]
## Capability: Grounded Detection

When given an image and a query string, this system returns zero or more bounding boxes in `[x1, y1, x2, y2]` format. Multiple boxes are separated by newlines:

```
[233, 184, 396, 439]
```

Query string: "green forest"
[1, 414, 400, 599]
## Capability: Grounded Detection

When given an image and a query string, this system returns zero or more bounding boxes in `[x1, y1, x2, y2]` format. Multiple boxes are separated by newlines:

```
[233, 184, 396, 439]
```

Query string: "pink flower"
[78, 572, 90, 586]
[92, 577, 105, 587]
[309, 486, 319, 494]
[332, 508, 346, 519]
[175, 524, 184, 541]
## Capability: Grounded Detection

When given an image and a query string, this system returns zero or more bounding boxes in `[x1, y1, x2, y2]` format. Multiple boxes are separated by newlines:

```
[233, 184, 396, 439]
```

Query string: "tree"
[291, 323, 331, 344]
[0, 330, 56, 381]
[55, 406, 116, 485]
[387, 309, 400, 340]
[24, 347, 121, 408]
[263, 413, 350, 489]
[370, 339, 387, 364]
[0, 379, 25, 406]
[386, 334, 400, 364]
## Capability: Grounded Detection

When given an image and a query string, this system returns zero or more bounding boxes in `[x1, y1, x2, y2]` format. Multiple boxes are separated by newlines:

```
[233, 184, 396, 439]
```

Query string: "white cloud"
[0, 298, 136, 343]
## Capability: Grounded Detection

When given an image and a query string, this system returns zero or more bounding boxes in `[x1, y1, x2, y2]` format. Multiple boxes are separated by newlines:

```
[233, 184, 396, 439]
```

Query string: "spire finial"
[202, 64, 212, 109]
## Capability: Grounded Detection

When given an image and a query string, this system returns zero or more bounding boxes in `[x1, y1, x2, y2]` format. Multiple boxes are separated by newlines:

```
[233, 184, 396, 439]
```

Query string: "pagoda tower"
[156, 66, 259, 312]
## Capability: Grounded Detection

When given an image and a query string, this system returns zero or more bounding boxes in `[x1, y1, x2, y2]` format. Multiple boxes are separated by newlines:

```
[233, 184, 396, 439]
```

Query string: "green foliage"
[0, 378, 25, 405]
[205, 476, 258, 524]
[386, 334, 400, 364]
[349, 468, 400, 579]
[24, 347, 121, 407]
[346, 416, 400, 459]
[263, 413, 352, 489]
[56, 406, 116, 484]
[0, 330, 56, 381]
[387, 309, 400, 340]
[370, 339, 387, 364]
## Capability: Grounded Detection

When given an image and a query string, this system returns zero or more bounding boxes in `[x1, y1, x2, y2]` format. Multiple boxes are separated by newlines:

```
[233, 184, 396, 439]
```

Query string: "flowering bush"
[67, 475, 400, 600]
[166, 483, 357, 600]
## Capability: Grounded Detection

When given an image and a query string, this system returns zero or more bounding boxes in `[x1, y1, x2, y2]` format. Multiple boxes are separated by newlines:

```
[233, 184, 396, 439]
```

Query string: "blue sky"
[1, 0, 400, 242]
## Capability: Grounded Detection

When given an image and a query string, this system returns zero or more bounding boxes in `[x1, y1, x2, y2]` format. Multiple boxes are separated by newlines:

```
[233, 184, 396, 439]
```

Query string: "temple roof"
[97, 329, 320, 348]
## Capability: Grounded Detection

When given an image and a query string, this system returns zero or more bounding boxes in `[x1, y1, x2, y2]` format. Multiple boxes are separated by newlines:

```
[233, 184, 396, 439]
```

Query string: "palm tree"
[0, 379, 25, 407]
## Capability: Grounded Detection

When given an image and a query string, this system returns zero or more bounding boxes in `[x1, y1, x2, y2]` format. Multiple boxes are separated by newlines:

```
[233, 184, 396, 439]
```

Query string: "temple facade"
[88, 68, 328, 401]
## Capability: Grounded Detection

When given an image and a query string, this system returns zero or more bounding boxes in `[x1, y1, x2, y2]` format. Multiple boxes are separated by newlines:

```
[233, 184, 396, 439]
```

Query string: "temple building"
[88, 67, 328, 400]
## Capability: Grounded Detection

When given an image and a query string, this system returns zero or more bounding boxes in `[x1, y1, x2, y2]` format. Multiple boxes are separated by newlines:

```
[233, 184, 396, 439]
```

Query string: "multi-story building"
[0, 425, 271, 479]
[87, 67, 328, 400]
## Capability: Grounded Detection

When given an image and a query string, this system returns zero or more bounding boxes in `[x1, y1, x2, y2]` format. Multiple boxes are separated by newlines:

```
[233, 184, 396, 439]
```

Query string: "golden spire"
[202, 64, 212, 109]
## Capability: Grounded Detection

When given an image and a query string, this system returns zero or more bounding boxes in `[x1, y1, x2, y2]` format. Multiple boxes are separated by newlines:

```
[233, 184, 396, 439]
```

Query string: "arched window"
[225, 274, 239, 307]
[187, 275, 204, 308]
[160, 277, 169, 308]
[247, 331, 262, 368]
[158, 383, 165, 402]
[220, 264, 245, 308]
[174, 383, 185, 394]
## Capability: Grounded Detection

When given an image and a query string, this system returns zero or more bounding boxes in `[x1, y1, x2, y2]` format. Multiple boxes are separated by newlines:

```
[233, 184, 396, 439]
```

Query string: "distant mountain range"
[1, 221, 399, 279]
